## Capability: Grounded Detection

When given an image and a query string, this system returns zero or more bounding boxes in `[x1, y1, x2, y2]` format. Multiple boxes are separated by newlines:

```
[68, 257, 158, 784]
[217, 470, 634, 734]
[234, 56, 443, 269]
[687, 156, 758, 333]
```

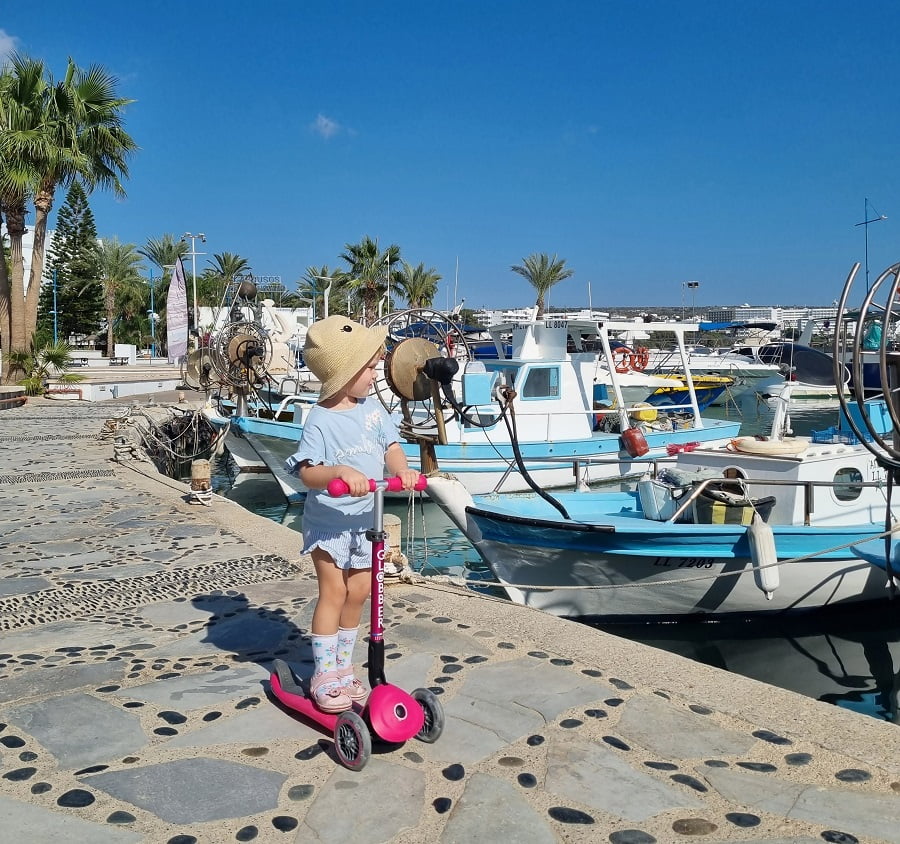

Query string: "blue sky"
[3, 1, 900, 310]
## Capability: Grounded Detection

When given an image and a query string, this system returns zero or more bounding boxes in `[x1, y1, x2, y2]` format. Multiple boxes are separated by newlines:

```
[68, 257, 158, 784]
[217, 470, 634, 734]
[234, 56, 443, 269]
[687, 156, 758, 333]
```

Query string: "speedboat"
[425, 394, 897, 620]
[229, 313, 742, 496]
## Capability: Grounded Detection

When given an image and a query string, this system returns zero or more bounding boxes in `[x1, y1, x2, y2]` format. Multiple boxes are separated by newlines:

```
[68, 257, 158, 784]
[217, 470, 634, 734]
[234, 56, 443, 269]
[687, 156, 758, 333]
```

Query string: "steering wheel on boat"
[204, 321, 273, 390]
[371, 308, 471, 441]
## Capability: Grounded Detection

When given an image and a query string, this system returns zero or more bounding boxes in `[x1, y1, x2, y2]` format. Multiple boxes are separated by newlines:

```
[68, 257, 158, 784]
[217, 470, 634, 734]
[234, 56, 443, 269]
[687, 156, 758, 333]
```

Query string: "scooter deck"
[269, 659, 364, 729]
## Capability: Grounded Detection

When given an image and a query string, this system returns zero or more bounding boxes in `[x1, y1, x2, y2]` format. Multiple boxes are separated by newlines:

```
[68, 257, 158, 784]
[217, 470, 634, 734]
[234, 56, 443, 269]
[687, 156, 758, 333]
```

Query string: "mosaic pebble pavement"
[1, 399, 900, 843]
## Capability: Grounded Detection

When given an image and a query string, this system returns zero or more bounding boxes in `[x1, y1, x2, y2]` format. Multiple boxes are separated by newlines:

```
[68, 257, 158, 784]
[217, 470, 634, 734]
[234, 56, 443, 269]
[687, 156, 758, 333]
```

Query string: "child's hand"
[396, 469, 421, 491]
[336, 467, 370, 496]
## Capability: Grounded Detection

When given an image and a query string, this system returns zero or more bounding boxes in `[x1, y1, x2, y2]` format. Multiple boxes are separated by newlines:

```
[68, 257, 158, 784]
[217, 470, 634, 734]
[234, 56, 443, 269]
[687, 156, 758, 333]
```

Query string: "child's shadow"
[189, 592, 315, 681]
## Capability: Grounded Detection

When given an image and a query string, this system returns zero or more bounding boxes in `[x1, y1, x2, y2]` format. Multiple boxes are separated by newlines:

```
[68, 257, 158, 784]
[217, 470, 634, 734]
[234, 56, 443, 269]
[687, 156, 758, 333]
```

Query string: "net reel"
[372, 309, 471, 444]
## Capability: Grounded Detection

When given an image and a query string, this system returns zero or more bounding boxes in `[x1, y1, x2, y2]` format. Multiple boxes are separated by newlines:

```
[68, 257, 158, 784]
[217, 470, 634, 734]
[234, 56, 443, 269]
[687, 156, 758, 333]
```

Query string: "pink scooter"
[269, 475, 443, 770]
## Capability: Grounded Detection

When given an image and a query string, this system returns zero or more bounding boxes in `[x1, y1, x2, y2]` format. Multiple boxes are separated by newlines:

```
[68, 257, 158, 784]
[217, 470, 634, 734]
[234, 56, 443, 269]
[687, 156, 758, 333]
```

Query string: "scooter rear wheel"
[334, 710, 371, 770]
[411, 687, 445, 743]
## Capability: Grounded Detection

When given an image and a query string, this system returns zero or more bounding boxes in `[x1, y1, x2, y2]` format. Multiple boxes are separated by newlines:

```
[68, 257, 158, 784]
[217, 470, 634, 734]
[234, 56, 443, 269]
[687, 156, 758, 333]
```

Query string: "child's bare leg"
[309, 548, 351, 712]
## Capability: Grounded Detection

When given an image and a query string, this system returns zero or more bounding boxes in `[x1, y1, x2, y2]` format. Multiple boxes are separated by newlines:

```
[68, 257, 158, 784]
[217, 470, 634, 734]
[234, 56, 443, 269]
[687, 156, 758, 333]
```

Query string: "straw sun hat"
[303, 316, 388, 400]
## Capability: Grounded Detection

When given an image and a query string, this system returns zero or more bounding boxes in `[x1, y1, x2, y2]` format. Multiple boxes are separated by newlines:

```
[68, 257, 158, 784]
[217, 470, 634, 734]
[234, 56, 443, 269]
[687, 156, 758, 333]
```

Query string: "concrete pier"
[1, 396, 899, 844]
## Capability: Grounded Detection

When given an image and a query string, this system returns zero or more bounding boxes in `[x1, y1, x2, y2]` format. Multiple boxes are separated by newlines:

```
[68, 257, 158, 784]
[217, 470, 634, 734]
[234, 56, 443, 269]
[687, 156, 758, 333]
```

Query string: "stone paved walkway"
[1, 397, 900, 843]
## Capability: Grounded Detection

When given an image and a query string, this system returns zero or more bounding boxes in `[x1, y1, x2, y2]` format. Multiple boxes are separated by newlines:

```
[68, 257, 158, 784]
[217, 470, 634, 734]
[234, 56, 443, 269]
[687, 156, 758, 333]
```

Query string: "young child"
[285, 316, 420, 713]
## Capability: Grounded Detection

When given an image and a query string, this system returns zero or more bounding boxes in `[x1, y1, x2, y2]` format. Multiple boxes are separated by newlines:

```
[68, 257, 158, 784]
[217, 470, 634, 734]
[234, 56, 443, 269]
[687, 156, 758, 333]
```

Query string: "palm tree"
[97, 238, 144, 355]
[200, 251, 251, 308]
[138, 234, 188, 274]
[396, 261, 441, 309]
[510, 253, 574, 320]
[0, 54, 45, 363]
[298, 265, 348, 320]
[0, 54, 136, 368]
[339, 237, 399, 323]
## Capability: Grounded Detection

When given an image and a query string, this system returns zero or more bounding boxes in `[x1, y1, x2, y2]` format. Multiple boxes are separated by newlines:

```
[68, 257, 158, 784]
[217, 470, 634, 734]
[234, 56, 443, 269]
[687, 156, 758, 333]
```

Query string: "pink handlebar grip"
[327, 475, 427, 497]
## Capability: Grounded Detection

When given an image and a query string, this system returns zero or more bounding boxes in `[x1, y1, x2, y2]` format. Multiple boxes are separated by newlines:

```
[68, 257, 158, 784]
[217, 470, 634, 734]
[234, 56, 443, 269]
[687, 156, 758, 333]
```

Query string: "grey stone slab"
[135, 598, 217, 627]
[0, 661, 126, 705]
[162, 701, 323, 748]
[140, 611, 290, 660]
[298, 758, 425, 843]
[0, 795, 142, 843]
[439, 772, 557, 844]
[0, 620, 157, 654]
[616, 693, 756, 758]
[124, 664, 269, 708]
[447, 657, 610, 727]
[416, 706, 509, 765]
[164, 523, 232, 539]
[388, 618, 494, 659]
[20, 550, 117, 570]
[0, 575, 51, 596]
[701, 765, 900, 841]
[4, 692, 146, 767]
[83, 757, 288, 824]
[546, 731, 705, 821]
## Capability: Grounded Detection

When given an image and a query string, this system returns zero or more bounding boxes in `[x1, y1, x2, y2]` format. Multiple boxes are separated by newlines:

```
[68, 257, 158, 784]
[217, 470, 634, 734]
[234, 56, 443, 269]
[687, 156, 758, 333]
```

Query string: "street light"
[312, 276, 335, 320]
[855, 198, 887, 292]
[681, 280, 699, 321]
[148, 268, 156, 359]
[181, 232, 206, 329]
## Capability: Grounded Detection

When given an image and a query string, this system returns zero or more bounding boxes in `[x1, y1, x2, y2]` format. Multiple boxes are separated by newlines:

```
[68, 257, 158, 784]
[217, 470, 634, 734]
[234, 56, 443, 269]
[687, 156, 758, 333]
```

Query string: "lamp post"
[147, 269, 156, 359]
[313, 276, 335, 320]
[181, 232, 206, 329]
[384, 254, 392, 314]
[855, 198, 887, 292]
[681, 280, 699, 321]
[51, 268, 58, 344]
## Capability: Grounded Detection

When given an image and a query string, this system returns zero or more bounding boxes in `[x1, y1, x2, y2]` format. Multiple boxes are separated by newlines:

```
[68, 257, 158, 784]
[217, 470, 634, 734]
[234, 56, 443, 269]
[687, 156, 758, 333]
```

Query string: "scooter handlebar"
[327, 475, 427, 497]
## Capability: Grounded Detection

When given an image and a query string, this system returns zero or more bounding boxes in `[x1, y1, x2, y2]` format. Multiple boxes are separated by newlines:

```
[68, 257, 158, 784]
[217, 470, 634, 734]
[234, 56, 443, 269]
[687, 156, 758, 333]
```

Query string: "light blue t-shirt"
[285, 398, 400, 534]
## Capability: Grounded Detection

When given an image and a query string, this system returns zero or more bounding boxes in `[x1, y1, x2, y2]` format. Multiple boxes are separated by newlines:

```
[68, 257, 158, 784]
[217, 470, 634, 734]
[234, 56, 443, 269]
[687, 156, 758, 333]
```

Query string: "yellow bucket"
[628, 402, 658, 422]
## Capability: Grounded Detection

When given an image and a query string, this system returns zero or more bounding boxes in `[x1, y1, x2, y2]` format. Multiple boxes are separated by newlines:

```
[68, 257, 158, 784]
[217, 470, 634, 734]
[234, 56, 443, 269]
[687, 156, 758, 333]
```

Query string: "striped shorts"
[303, 528, 372, 571]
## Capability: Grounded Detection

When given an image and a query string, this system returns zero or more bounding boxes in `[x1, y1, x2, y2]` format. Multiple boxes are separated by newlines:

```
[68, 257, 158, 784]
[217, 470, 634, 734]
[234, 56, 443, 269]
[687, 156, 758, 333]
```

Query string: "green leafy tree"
[396, 261, 441, 309]
[0, 53, 136, 368]
[139, 234, 187, 275]
[510, 253, 574, 320]
[198, 251, 251, 311]
[97, 238, 145, 354]
[38, 181, 102, 345]
[339, 237, 399, 323]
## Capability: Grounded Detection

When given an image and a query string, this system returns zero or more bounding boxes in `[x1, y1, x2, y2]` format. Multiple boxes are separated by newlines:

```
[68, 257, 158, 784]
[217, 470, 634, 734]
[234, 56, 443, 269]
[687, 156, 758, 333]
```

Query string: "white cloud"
[0, 29, 19, 65]
[311, 113, 341, 139]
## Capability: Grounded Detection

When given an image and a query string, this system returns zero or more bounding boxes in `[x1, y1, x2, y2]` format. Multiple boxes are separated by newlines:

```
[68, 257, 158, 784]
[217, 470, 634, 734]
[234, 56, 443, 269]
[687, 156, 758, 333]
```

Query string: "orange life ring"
[630, 346, 649, 371]
[612, 347, 631, 373]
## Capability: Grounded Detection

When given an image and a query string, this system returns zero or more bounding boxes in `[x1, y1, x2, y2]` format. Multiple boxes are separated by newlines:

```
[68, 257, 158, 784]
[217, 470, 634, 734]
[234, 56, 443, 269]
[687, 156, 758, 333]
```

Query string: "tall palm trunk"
[26, 187, 54, 343]
[105, 283, 117, 356]
[0, 210, 10, 358]
[5, 203, 28, 357]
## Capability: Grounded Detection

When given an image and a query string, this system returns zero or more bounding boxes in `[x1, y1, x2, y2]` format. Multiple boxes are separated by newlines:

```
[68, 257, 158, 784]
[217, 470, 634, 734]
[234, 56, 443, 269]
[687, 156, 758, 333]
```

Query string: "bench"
[69, 358, 89, 367]
[108, 357, 129, 366]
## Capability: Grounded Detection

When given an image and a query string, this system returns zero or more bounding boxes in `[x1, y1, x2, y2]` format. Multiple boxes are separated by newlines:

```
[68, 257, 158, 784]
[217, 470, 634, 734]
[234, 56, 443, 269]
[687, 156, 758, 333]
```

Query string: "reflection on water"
[214, 396, 900, 723]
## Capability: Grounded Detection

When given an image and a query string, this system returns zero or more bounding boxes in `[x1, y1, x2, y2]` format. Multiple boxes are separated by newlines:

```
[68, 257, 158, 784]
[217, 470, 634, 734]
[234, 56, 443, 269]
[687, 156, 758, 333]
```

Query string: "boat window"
[521, 366, 560, 399]
[833, 467, 864, 501]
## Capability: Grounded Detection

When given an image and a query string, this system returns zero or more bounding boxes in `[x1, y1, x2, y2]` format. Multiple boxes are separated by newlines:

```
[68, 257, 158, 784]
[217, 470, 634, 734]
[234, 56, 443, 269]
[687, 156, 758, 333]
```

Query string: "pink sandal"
[310, 671, 352, 713]
[337, 666, 369, 703]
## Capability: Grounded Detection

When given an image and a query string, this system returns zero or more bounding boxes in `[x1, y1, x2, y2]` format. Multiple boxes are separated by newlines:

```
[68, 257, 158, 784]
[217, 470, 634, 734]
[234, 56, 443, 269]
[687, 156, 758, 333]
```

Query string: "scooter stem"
[367, 486, 388, 688]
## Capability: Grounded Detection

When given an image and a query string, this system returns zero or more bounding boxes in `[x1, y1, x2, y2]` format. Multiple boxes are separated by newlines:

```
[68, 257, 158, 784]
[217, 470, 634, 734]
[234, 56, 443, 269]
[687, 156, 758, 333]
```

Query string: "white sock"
[336, 626, 358, 675]
[311, 632, 338, 677]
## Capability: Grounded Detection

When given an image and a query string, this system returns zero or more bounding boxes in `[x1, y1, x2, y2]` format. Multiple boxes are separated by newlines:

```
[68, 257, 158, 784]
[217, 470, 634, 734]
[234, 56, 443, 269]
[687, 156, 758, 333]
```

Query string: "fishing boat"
[227, 312, 742, 496]
[425, 393, 897, 621]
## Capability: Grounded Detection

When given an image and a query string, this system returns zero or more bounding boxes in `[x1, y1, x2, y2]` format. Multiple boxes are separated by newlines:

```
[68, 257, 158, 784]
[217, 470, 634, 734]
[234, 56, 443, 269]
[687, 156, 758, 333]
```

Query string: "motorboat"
[425, 393, 898, 620]
[227, 312, 742, 496]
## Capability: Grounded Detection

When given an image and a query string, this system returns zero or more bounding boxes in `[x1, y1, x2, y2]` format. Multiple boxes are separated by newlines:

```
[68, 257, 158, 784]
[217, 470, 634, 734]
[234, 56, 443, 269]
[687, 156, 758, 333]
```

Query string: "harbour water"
[213, 391, 900, 724]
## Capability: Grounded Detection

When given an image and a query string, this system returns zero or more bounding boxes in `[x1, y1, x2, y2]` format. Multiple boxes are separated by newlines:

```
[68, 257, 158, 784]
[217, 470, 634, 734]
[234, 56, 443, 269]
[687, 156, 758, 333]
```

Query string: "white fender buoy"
[748, 515, 779, 599]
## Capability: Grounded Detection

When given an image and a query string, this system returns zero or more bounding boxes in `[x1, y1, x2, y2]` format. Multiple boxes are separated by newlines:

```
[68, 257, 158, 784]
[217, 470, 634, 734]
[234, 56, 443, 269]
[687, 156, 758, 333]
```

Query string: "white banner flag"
[166, 257, 189, 363]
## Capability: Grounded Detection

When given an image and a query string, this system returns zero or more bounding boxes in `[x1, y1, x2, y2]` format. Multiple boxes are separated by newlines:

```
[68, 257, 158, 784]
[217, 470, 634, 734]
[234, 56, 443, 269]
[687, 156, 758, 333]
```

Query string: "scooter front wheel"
[411, 687, 445, 744]
[334, 709, 372, 771]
